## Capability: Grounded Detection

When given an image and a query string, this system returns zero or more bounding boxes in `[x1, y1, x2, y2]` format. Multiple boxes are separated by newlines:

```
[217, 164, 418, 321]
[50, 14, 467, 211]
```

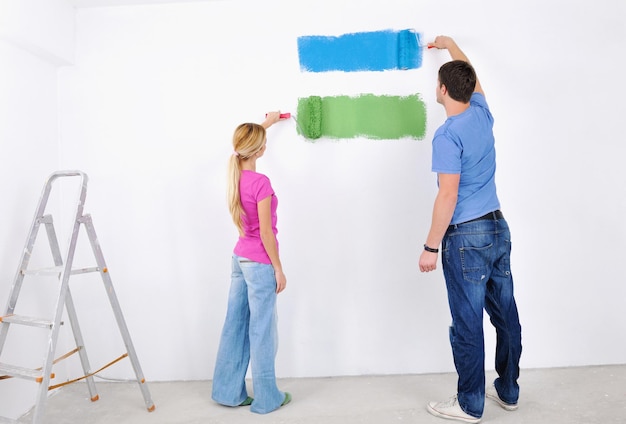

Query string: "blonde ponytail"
[227, 153, 244, 235]
[227, 123, 267, 236]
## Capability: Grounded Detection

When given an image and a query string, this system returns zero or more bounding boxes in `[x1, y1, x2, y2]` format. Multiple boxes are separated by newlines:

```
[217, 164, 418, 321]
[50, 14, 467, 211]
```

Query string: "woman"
[212, 111, 291, 414]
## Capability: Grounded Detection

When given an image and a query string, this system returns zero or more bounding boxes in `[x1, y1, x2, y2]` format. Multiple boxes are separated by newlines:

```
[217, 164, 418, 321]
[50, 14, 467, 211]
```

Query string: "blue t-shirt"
[431, 92, 500, 225]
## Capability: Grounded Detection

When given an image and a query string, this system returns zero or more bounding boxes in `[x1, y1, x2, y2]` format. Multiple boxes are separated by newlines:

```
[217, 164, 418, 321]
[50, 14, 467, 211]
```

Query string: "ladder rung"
[1, 314, 55, 329]
[0, 363, 54, 382]
[21, 266, 101, 276]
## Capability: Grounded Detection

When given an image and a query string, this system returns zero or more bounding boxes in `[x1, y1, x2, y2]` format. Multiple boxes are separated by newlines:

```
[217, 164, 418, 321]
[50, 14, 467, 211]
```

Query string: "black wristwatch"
[423, 244, 439, 253]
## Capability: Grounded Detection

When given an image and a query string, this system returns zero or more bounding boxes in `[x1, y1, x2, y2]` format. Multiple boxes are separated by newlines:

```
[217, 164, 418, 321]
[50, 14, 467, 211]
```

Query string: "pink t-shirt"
[233, 170, 278, 264]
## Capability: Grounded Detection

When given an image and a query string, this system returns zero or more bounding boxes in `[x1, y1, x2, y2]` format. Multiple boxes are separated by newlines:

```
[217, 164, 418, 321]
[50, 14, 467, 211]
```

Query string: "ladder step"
[1, 314, 56, 329]
[0, 363, 54, 382]
[21, 266, 101, 276]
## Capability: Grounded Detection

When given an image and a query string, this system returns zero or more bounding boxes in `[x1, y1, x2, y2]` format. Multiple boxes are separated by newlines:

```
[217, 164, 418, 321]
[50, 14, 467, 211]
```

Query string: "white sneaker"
[486, 385, 518, 411]
[427, 395, 481, 423]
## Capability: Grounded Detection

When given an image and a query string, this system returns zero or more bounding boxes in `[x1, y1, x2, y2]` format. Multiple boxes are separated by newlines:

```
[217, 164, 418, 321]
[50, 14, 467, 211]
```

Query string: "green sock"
[281, 392, 292, 406]
[239, 396, 253, 406]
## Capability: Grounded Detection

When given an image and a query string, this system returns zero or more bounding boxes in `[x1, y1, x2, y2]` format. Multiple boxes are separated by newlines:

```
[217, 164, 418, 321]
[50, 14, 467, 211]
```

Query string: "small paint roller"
[398, 30, 435, 70]
[294, 95, 322, 140]
[398, 29, 436, 70]
[397, 29, 416, 70]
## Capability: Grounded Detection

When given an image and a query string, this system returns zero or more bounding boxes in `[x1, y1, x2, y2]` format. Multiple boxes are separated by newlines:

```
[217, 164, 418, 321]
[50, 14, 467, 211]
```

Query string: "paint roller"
[398, 29, 433, 70]
[267, 109, 320, 139]
[398, 29, 416, 70]
[398, 29, 431, 70]
[293, 95, 322, 140]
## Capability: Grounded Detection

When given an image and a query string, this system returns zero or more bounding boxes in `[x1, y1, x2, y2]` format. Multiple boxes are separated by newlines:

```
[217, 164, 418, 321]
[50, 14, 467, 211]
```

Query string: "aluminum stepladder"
[0, 171, 155, 424]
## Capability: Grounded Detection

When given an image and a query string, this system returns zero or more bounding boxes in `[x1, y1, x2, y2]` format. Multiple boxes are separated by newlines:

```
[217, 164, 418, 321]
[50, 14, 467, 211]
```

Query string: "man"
[419, 36, 522, 423]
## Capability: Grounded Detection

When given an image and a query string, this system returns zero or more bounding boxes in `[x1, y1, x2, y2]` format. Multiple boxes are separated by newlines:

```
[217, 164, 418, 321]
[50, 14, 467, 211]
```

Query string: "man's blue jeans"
[442, 216, 522, 418]
[212, 255, 285, 414]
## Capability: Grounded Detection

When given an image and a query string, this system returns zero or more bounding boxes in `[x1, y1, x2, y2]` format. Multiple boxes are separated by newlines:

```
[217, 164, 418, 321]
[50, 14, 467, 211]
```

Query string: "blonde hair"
[227, 123, 267, 235]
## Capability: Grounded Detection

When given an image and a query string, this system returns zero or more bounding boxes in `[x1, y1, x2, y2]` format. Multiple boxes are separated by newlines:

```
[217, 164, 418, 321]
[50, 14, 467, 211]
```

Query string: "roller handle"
[266, 113, 291, 119]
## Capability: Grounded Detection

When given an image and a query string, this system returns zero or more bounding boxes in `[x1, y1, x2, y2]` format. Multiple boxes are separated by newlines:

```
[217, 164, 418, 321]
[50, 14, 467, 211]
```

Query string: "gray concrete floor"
[18, 365, 626, 424]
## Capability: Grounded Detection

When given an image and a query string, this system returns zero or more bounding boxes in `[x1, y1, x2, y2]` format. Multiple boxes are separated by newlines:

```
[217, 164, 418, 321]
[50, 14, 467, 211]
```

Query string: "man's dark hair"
[438, 60, 476, 103]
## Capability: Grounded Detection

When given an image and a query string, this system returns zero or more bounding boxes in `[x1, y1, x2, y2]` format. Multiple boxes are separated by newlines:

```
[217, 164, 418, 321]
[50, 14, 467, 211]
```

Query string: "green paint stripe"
[296, 94, 426, 141]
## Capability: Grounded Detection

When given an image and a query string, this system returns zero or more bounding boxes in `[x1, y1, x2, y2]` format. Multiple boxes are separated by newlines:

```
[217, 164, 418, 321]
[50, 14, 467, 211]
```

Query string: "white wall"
[0, 0, 75, 64]
[1, 0, 626, 418]
[0, 0, 75, 419]
[56, 0, 626, 383]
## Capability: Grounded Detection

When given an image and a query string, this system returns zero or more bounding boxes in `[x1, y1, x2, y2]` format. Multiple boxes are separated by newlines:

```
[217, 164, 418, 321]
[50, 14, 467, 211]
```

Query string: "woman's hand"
[262, 111, 282, 129]
[275, 269, 287, 294]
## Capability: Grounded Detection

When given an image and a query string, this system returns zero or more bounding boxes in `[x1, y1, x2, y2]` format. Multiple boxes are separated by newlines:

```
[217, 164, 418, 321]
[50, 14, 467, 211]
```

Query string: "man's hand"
[419, 250, 438, 273]
[428, 35, 455, 50]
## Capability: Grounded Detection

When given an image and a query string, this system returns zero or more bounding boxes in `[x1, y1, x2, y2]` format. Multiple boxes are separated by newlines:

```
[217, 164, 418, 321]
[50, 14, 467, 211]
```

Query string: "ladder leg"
[64, 290, 99, 401]
[43, 217, 99, 402]
[81, 215, 155, 412]
[31, 364, 53, 424]
[31, 267, 75, 424]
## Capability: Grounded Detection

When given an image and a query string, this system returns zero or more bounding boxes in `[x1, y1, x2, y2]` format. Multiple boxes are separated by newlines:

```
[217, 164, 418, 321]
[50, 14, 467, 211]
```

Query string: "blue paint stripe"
[297, 29, 423, 72]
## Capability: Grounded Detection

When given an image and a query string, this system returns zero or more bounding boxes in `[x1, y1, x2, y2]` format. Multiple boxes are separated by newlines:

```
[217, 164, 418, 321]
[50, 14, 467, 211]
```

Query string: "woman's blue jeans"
[212, 255, 285, 414]
[442, 217, 522, 418]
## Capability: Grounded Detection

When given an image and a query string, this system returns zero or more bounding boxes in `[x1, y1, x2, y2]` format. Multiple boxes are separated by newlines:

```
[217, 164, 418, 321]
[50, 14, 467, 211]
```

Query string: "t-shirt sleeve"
[470, 92, 488, 109]
[251, 174, 274, 203]
[470, 92, 493, 120]
[470, 92, 493, 126]
[432, 132, 462, 174]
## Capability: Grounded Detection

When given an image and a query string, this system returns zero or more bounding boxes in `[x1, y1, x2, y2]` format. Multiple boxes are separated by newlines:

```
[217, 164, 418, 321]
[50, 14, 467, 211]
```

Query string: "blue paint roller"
[397, 29, 423, 70]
